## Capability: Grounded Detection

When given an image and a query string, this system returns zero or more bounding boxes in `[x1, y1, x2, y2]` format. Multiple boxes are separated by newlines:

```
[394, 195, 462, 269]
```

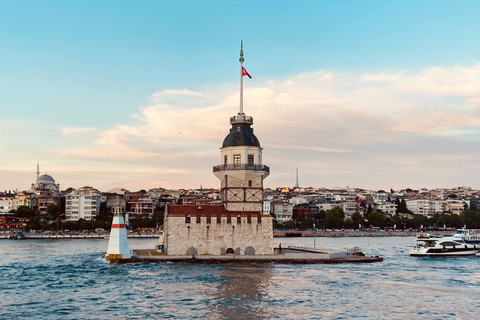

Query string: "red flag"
[242, 66, 252, 79]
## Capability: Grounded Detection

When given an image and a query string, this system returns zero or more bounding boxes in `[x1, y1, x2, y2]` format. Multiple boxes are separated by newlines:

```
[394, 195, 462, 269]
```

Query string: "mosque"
[162, 43, 273, 256]
[32, 162, 60, 192]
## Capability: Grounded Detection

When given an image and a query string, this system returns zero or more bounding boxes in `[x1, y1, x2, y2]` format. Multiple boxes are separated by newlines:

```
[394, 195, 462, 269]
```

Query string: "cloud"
[8, 63, 480, 191]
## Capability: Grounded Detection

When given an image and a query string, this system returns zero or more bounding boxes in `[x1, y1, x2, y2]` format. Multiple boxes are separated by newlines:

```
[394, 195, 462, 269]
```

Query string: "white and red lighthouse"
[105, 203, 132, 262]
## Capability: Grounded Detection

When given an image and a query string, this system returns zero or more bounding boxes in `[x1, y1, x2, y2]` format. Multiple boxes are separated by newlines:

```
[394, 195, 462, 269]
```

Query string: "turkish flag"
[242, 66, 252, 79]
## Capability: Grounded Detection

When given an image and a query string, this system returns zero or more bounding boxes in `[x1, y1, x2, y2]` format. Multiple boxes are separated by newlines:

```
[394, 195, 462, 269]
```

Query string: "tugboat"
[410, 237, 480, 257]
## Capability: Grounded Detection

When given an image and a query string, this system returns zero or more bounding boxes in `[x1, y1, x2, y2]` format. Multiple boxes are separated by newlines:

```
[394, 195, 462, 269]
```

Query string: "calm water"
[1, 236, 480, 319]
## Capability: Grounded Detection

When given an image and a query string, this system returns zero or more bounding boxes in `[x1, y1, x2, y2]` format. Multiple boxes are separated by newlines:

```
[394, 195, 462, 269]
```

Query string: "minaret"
[213, 41, 269, 212]
[35, 162, 40, 189]
[295, 167, 299, 188]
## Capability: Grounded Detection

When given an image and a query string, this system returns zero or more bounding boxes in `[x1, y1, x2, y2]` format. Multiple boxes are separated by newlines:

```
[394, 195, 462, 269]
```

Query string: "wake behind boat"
[410, 237, 480, 257]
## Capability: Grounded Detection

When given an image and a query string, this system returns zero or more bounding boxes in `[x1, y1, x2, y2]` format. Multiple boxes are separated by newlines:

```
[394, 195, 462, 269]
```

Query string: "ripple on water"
[2, 237, 480, 319]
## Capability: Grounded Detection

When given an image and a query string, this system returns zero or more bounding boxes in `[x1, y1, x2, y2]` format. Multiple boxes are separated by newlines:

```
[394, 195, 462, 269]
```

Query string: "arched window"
[186, 247, 198, 255]
[245, 246, 255, 255]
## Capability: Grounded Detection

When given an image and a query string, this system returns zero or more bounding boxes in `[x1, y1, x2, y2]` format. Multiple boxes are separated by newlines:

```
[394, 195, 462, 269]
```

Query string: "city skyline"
[2, 1, 480, 191]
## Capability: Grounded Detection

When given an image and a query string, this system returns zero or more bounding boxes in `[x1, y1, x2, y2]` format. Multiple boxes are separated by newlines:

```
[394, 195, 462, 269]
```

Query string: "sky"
[2, 0, 480, 192]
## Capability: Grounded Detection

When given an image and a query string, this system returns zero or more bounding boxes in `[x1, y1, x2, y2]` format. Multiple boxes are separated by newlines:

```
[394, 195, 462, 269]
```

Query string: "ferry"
[452, 229, 480, 244]
[410, 237, 480, 257]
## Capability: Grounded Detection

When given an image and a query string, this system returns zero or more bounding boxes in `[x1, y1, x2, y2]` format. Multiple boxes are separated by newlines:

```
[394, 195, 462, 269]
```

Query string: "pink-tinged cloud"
[5, 63, 480, 191]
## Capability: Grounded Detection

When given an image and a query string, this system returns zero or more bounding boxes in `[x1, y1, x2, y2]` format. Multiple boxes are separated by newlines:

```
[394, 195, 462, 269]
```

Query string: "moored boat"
[410, 237, 480, 257]
[452, 229, 480, 244]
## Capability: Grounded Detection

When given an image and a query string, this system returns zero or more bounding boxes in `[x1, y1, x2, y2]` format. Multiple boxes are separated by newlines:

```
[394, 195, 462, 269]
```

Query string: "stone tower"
[213, 41, 270, 212]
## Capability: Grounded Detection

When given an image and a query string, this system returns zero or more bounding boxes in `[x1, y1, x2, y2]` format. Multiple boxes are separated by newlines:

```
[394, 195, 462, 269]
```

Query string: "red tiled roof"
[167, 204, 262, 217]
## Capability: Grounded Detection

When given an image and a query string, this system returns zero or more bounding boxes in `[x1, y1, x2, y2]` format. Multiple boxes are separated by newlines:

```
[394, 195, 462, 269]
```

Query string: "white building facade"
[66, 187, 101, 221]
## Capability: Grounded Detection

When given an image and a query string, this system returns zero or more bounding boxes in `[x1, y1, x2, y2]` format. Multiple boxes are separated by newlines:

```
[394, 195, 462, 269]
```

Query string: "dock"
[129, 246, 383, 264]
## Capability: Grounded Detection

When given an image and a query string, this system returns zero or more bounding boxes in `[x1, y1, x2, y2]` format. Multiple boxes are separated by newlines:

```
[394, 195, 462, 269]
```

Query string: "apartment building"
[65, 186, 101, 221]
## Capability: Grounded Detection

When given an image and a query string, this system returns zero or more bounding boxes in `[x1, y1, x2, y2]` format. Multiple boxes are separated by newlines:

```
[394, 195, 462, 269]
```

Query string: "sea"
[1, 236, 480, 320]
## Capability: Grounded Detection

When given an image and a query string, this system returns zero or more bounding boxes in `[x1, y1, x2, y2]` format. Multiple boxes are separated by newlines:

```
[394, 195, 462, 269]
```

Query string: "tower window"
[224, 155, 228, 165]
[248, 155, 254, 166]
[234, 154, 241, 165]
[248, 180, 253, 187]
[236, 126, 241, 132]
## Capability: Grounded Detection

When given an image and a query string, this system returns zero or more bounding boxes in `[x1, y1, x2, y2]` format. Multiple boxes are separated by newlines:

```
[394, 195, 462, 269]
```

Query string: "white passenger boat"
[452, 229, 480, 244]
[410, 237, 480, 257]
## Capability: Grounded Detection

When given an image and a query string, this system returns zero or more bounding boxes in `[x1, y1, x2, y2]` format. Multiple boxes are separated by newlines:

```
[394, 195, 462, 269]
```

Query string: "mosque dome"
[39, 174, 55, 181]
[222, 123, 260, 148]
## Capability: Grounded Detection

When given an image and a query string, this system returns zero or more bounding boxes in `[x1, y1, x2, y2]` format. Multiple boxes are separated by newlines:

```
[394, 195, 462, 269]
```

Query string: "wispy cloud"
[5, 63, 480, 191]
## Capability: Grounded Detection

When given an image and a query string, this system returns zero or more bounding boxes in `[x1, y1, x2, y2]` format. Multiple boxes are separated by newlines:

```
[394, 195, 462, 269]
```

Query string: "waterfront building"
[290, 196, 308, 206]
[429, 199, 445, 215]
[272, 200, 294, 222]
[375, 203, 397, 215]
[292, 203, 319, 221]
[341, 202, 358, 218]
[444, 200, 469, 215]
[163, 42, 273, 256]
[406, 198, 430, 215]
[0, 198, 13, 213]
[33, 190, 59, 216]
[65, 186, 101, 221]
[12, 192, 36, 210]
[127, 194, 156, 216]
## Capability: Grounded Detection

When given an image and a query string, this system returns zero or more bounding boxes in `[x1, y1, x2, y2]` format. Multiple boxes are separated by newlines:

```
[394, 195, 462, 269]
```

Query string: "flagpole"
[239, 40, 244, 115]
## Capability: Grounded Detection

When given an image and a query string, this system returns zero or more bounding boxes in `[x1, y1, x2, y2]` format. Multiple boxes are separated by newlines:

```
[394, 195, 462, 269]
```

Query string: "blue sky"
[2, 1, 480, 191]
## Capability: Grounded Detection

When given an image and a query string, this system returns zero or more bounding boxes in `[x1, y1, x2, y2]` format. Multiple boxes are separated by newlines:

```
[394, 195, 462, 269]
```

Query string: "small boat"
[410, 237, 480, 257]
[9, 231, 25, 240]
[452, 229, 480, 244]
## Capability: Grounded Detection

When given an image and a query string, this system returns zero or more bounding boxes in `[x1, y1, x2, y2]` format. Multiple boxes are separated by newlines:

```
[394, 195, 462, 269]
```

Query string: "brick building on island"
[162, 43, 273, 256]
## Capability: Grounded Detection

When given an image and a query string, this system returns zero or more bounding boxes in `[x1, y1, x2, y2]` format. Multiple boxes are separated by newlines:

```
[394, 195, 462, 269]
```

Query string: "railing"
[287, 245, 341, 254]
[230, 115, 253, 124]
[213, 164, 270, 173]
[346, 247, 362, 254]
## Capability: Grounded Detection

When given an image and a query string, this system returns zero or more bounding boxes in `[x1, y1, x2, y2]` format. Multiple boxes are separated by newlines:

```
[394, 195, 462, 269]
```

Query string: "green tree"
[46, 204, 59, 221]
[366, 204, 373, 215]
[412, 214, 429, 229]
[351, 212, 364, 229]
[462, 209, 480, 229]
[367, 210, 386, 227]
[15, 205, 35, 218]
[343, 218, 353, 229]
[152, 211, 165, 228]
[325, 207, 345, 229]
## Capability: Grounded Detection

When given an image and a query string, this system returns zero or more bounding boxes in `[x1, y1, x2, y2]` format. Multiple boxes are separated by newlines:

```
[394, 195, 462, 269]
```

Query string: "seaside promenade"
[273, 230, 453, 237]
[0, 232, 158, 240]
[1, 229, 454, 239]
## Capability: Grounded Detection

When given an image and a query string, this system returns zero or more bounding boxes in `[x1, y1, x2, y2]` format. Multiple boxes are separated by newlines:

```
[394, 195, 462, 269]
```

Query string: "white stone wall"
[165, 215, 274, 256]
[220, 146, 263, 165]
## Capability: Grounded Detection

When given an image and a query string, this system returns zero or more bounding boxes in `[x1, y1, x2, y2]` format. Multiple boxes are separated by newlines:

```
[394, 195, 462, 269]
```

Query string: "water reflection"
[208, 264, 274, 320]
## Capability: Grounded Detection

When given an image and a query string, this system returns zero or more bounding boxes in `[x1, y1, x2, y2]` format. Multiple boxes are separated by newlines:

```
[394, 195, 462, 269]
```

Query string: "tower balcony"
[213, 164, 270, 174]
[230, 115, 253, 124]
